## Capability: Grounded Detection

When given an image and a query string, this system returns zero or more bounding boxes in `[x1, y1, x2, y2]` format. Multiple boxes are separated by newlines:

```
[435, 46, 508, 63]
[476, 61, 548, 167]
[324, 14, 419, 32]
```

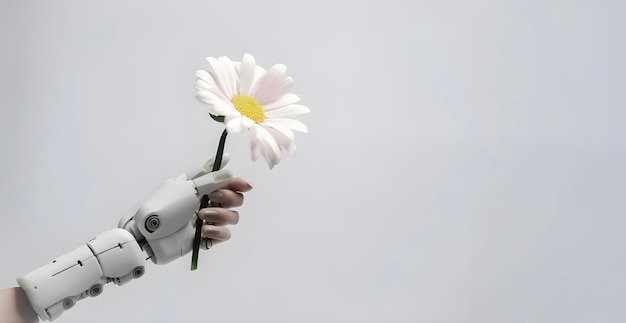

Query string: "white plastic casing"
[17, 229, 145, 321]
[120, 170, 232, 265]
[132, 174, 199, 264]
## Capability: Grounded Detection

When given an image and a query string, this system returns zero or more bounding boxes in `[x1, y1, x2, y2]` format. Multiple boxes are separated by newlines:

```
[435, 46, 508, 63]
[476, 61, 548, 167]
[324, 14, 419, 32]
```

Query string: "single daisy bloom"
[195, 54, 309, 169]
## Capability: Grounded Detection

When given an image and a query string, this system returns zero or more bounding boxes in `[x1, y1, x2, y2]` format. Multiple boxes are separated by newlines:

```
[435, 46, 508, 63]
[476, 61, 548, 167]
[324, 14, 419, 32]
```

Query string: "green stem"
[191, 129, 228, 270]
[211, 129, 229, 172]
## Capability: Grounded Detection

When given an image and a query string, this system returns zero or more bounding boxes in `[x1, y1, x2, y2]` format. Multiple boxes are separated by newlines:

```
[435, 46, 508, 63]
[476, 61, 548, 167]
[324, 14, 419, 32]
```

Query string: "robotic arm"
[16, 166, 233, 321]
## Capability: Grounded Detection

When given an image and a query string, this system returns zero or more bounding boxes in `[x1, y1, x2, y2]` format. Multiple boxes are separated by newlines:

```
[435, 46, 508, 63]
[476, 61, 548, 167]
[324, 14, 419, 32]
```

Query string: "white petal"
[195, 81, 230, 102]
[216, 103, 241, 117]
[225, 114, 259, 133]
[251, 139, 262, 161]
[218, 56, 238, 97]
[265, 104, 310, 118]
[239, 54, 256, 96]
[195, 69, 217, 87]
[225, 117, 244, 133]
[263, 143, 278, 169]
[260, 140, 279, 169]
[195, 71, 231, 102]
[255, 125, 282, 168]
[206, 57, 236, 99]
[262, 93, 301, 111]
[241, 116, 256, 129]
[262, 120, 295, 141]
[196, 90, 221, 104]
[194, 78, 211, 91]
[196, 91, 238, 116]
[251, 64, 293, 105]
[252, 65, 266, 85]
[267, 117, 308, 133]
[248, 127, 262, 161]
[263, 125, 296, 154]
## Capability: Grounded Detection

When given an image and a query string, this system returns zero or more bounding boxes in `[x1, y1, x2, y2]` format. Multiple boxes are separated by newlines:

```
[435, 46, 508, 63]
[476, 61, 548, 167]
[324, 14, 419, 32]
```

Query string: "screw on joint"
[89, 284, 103, 297]
[62, 298, 73, 309]
[145, 215, 160, 233]
[133, 266, 145, 279]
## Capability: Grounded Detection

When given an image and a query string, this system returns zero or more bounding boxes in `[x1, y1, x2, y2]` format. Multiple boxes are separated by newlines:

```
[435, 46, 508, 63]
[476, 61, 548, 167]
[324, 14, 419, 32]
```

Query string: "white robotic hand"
[17, 158, 233, 321]
[118, 167, 233, 265]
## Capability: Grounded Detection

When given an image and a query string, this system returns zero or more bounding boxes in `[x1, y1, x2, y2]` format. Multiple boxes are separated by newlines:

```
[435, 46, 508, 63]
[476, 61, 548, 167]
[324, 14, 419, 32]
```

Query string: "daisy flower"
[190, 54, 309, 270]
[195, 53, 309, 169]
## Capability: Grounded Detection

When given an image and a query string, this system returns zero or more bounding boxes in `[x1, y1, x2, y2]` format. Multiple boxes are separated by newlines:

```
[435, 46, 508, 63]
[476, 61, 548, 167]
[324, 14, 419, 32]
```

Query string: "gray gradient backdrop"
[1, 1, 625, 322]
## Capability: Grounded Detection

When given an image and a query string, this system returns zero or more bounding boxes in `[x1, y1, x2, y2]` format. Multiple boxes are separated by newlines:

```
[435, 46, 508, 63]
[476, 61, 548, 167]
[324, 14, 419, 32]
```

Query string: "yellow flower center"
[231, 95, 266, 123]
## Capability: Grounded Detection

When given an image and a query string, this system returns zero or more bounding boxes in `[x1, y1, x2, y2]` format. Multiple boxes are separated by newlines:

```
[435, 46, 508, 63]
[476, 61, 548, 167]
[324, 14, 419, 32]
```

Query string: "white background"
[1, 1, 625, 322]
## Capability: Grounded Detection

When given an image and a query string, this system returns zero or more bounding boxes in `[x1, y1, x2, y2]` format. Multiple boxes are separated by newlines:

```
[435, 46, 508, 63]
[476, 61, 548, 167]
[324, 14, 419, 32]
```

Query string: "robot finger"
[198, 208, 240, 225]
[207, 189, 244, 207]
[192, 169, 233, 196]
[186, 153, 231, 180]
[201, 225, 232, 242]
[222, 177, 253, 192]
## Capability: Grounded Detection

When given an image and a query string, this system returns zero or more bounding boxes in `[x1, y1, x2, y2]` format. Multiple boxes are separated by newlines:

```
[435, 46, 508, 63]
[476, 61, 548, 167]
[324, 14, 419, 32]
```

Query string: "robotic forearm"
[16, 229, 145, 320]
[16, 169, 232, 321]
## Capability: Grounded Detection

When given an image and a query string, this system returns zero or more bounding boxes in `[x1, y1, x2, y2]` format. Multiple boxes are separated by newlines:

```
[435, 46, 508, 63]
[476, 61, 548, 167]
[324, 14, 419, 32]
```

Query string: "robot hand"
[118, 155, 246, 265]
